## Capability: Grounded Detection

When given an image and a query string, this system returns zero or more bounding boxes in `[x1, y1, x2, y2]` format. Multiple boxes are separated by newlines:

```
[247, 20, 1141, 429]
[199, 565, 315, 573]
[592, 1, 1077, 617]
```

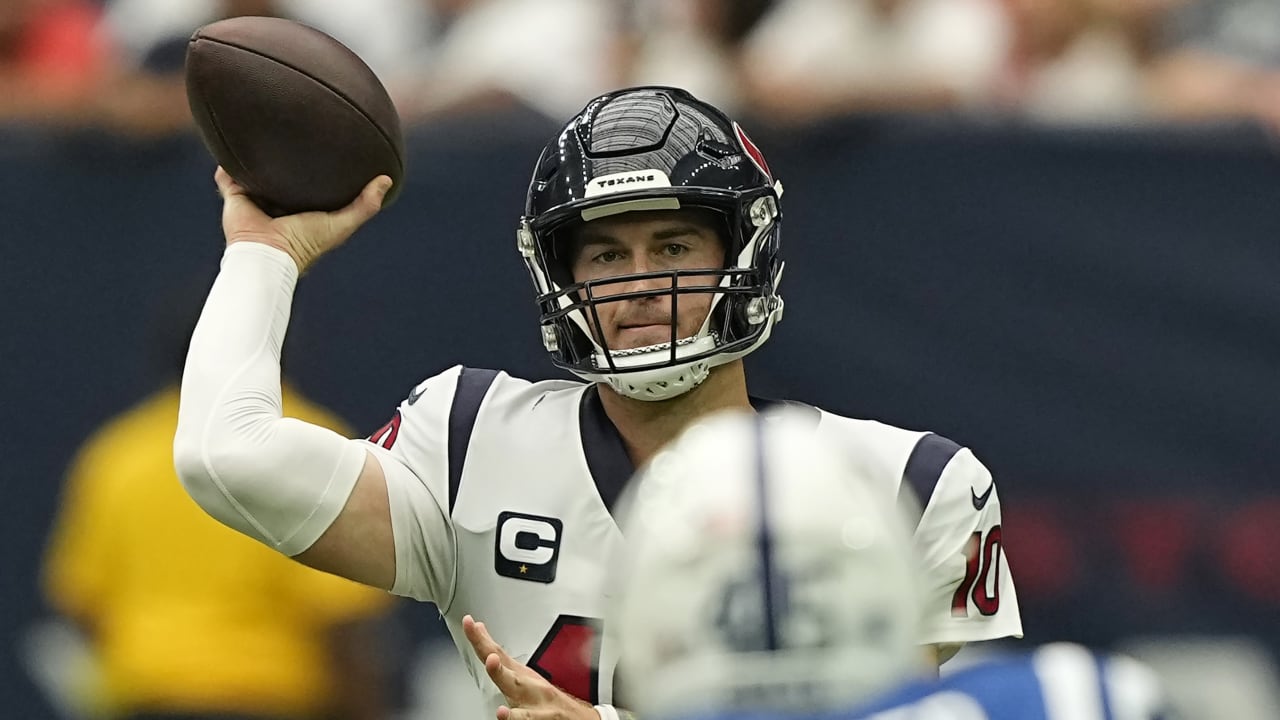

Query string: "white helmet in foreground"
[614, 409, 930, 718]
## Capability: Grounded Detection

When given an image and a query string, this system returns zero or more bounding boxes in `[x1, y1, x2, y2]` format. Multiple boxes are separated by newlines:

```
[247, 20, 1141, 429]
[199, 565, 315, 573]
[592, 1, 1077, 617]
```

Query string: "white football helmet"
[613, 409, 930, 718]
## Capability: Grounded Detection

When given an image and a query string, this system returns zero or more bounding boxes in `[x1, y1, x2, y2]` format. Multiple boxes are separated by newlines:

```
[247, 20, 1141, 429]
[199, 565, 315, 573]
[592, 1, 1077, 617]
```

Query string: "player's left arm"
[912, 445, 1023, 658]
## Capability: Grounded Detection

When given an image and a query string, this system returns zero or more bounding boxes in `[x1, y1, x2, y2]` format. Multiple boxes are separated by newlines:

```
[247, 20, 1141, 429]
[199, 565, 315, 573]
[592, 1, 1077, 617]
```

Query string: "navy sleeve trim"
[447, 367, 500, 513]
[900, 432, 962, 527]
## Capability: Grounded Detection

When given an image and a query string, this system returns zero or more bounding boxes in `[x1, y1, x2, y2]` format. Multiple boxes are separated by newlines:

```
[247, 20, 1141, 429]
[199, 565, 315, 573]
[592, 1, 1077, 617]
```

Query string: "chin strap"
[586, 334, 720, 401]
[605, 360, 712, 402]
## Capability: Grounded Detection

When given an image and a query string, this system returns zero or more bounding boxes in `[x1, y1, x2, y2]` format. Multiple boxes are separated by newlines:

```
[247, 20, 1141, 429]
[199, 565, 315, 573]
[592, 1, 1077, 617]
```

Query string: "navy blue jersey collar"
[578, 385, 819, 513]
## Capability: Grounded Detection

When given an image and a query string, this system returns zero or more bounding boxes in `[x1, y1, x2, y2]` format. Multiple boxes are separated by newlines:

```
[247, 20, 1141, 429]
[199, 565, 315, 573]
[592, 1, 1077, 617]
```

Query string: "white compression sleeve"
[174, 242, 367, 556]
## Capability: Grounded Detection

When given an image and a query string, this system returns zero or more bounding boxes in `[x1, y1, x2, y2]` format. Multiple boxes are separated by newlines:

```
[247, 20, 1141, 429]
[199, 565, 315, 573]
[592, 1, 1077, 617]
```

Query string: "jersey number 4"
[368, 410, 401, 450]
[951, 525, 1003, 617]
[530, 615, 602, 704]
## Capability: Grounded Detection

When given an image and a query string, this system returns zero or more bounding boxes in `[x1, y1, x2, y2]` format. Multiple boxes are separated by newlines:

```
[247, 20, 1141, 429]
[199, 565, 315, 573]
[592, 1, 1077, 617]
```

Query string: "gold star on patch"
[520, 564, 528, 574]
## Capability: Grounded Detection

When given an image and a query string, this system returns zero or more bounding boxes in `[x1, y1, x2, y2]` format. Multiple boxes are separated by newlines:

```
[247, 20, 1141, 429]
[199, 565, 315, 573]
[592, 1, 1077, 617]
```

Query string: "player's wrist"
[224, 237, 305, 278]
[594, 704, 636, 720]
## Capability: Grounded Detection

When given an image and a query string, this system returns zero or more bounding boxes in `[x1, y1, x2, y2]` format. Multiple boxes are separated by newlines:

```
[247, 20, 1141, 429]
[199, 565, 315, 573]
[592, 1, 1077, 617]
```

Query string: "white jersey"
[361, 365, 1022, 713]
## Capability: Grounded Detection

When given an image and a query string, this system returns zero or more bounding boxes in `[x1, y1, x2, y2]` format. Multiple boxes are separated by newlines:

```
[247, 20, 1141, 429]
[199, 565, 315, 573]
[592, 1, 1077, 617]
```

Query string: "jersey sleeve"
[913, 444, 1022, 645]
[360, 365, 502, 605]
[359, 365, 462, 604]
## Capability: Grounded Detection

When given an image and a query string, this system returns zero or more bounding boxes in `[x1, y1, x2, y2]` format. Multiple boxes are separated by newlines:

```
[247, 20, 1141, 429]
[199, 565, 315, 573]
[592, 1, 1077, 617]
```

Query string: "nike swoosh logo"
[407, 383, 427, 405]
[971, 483, 994, 511]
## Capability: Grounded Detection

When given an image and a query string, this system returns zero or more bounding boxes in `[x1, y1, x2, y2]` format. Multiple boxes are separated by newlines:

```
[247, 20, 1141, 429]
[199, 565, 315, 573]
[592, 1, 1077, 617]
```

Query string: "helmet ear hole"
[729, 300, 754, 338]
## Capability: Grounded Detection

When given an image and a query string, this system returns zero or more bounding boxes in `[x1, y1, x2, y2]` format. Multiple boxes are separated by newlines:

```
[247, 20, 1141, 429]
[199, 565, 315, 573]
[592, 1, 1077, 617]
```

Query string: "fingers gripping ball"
[185, 16, 405, 216]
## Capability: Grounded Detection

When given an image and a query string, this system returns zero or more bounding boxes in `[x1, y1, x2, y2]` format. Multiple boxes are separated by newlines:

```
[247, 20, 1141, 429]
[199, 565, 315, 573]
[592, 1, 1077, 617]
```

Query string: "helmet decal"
[733, 121, 772, 182]
[584, 169, 672, 199]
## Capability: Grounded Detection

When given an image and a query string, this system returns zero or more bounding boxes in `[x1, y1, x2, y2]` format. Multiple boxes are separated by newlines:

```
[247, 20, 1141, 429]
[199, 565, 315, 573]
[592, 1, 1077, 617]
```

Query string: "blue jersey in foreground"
[681, 644, 1170, 720]
[851, 643, 1168, 720]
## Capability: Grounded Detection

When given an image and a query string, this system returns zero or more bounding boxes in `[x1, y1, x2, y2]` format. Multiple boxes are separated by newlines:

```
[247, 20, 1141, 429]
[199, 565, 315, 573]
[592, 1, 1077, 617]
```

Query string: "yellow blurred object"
[42, 384, 393, 719]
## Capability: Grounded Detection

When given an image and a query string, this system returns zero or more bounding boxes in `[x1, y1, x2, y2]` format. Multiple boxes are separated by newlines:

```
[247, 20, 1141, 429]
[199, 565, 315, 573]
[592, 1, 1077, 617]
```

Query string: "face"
[568, 209, 727, 352]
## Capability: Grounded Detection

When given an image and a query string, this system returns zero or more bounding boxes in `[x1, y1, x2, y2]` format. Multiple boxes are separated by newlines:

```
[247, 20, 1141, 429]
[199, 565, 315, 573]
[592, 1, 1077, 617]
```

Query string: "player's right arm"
[294, 455, 397, 589]
[174, 169, 411, 591]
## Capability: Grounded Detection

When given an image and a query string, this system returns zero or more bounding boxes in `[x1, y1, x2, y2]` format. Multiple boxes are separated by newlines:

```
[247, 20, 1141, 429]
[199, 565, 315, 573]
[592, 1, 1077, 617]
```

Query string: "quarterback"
[175, 87, 1022, 720]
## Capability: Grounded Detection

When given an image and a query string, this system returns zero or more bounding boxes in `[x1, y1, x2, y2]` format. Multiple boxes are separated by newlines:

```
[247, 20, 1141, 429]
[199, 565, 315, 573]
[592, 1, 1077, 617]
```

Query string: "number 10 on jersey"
[952, 526, 1003, 617]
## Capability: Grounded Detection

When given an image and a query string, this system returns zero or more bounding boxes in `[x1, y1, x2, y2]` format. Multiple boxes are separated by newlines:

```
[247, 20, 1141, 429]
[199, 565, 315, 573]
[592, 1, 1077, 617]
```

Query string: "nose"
[604, 257, 673, 299]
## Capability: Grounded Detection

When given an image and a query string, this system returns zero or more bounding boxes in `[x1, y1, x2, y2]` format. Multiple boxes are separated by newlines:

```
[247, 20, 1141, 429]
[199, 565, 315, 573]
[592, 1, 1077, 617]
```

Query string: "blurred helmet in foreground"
[614, 409, 929, 718]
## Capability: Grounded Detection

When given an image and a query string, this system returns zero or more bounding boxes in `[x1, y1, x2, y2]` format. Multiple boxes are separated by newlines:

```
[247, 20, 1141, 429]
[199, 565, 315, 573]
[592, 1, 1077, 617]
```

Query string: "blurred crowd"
[4, 0, 1280, 136]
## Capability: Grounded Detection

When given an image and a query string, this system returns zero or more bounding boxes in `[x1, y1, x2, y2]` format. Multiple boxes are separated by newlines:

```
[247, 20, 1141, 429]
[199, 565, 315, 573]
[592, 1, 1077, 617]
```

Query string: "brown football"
[185, 16, 405, 216]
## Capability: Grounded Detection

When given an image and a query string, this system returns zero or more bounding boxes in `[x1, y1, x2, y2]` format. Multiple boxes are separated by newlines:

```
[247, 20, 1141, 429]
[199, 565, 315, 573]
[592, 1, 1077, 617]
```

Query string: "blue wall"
[4, 112, 1280, 713]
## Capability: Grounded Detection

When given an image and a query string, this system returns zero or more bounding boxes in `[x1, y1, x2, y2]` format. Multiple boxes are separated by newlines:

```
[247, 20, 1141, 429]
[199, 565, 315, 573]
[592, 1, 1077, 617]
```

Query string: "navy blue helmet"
[518, 86, 785, 400]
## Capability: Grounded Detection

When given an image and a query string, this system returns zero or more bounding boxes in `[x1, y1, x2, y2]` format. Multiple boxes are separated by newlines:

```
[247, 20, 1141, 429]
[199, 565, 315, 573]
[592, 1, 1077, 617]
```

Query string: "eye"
[662, 243, 688, 257]
[593, 250, 624, 264]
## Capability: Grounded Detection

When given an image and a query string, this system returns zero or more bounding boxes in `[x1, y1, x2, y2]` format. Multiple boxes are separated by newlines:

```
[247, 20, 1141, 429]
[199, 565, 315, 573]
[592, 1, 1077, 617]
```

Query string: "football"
[185, 16, 405, 216]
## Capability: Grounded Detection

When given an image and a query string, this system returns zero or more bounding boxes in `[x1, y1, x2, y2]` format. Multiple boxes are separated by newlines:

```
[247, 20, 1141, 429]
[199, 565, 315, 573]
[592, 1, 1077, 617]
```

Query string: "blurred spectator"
[41, 278, 397, 720]
[1147, 0, 1280, 132]
[738, 0, 1010, 123]
[0, 0, 113, 123]
[613, 0, 775, 116]
[100, 0, 428, 84]
[996, 0, 1189, 124]
[1164, 0, 1280, 68]
[396, 0, 619, 122]
[87, 0, 430, 137]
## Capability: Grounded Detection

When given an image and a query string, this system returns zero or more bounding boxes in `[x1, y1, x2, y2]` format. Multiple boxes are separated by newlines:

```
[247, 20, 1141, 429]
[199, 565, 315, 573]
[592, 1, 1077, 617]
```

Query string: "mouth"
[613, 323, 676, 350]
[618, 323, 668, 331]
[616, 318, 673, 336]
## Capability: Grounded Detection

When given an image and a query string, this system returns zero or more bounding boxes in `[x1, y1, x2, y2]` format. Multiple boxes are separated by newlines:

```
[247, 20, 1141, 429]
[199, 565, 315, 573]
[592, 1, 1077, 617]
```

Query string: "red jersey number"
[951, 525, 1003, 617]
[529, 615, 601, 704]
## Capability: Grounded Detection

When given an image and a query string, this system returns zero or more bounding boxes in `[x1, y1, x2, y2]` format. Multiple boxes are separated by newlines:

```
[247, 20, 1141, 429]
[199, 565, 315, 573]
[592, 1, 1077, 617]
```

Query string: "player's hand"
[463, 614, 600, 720]
[214, 167, 393, 272]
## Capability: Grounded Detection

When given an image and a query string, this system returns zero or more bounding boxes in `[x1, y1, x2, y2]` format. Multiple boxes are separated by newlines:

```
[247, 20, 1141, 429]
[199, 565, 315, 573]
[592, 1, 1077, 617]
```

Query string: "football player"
[615, 409, 1171, 720]
[175, 86, 1021, 720]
